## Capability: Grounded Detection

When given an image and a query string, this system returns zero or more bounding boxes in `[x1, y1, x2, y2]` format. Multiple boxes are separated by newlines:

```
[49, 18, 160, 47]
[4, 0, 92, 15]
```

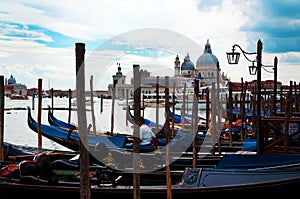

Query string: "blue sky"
[0, 0, 300, 90]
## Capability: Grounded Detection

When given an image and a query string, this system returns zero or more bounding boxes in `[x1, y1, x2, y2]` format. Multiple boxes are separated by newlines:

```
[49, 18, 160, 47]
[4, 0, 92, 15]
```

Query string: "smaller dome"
[7, 74, 16, 84]
[181, 53, 195, 70]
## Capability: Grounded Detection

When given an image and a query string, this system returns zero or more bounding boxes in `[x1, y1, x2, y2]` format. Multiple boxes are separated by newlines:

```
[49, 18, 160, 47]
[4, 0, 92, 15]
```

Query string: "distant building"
[4, 74, 27, 96]
[107, 40, 230, 99]
[108, 64, 133, 99]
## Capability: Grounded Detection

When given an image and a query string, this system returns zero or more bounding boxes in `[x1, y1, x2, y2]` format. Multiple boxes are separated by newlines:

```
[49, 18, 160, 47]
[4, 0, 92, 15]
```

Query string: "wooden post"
[0, 76, 4, 160]
[90, 76, 96, 134]
[37, 78, 43, 149]
[133, 64, 141, 199]
[164, 76, 172, 199]
[51, 88, 54, 113]
[181, 83, 186, 128]
[142, 93, 145, 117]
[281, 86, 285, 112]
[186, 92, 189, 114]
[100, 94, 103, 113]
[240, 78, 245, 141]
[110, 79, 117, 135]
[68, 89, 72, 124]
[126, 89, 129, 126]
[192, 79, 199, 168]
[32, 93, 35, 110]
[205, 87, 210, 130]
[75, 42, 90, 199]
[283, 81, 293, 153]
[294, 81, 298, 112]
[171, 82, 175, 138]
[216, 62, 222, 155]
[234, 94, 238, 120]
[210, 83, 216, 156]
[242, 81, 248, 140]
[284, 91, 291, 153]
[156, 76, 159, 134]
[228, 82, 233, 147]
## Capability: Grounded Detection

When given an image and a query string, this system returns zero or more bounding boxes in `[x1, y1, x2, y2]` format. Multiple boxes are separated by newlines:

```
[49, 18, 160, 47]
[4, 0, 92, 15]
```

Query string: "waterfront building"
[107, 63, 133, 99]
[107, 40, 230, 99]
[4, 74, 28, 97]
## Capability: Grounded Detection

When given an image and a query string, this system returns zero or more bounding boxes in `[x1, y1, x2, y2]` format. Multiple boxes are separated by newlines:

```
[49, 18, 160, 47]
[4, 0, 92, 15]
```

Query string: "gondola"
[2, 141, 75, 162]
[28, 107, 209, 171]
[1, 152, 300, 198]
[28, 107, 193, 152]
[48, 106, 78, 130]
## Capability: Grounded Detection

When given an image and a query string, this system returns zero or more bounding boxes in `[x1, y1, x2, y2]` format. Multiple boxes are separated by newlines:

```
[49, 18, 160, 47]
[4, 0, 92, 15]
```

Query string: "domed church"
[108, 40, 229, 99]
[174, 39, 229, 88]
[4, 74, 28, 97]
[195, 39, 224, 87]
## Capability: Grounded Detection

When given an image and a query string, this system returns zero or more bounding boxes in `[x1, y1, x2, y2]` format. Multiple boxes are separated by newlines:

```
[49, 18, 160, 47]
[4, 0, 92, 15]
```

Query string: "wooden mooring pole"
[75, 42, 90, 199]
[37, 78, 43, 149]
[68, 89, 72, 124]
[0, 76, 4, 160]
[110, 79, 117, 135]
[32, 93, 35, 110]
[51, 88, 54, 114]
[90, 75, 96, 134]
[156, 76, 159, 134]
[192, 79, 199, 167]
[133, 64, 141, 199]
[164, 76, 172, 199]
[181, 83, 186, 128]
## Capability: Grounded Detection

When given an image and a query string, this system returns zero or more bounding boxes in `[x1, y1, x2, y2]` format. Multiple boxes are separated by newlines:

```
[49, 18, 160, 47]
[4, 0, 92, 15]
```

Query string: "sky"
[1, 0, 300, 90]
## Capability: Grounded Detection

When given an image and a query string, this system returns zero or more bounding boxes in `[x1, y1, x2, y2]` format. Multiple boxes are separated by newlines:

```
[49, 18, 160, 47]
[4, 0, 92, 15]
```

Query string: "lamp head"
[248, 62, 257, 75]
[226, 47, 240, 64]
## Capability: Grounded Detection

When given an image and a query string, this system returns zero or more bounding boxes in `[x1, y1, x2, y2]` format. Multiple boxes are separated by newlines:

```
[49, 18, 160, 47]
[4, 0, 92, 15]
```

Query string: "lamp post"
[226, 39, 263, 154]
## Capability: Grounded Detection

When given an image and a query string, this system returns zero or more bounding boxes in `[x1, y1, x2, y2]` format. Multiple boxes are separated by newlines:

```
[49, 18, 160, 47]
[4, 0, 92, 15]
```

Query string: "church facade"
[108, 40, 229, 99]
[4, 74, 28, 97]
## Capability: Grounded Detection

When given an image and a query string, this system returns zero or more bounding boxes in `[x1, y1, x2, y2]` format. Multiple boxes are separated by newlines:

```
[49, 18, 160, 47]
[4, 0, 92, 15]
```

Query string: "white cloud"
[0, 0, 299, 90]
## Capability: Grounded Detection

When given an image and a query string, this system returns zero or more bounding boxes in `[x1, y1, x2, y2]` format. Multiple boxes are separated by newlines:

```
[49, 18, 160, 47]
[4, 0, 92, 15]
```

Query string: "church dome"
[181, 53, 195, 70]
[196, 40, 218, 67]
[7, 74, 16, 84]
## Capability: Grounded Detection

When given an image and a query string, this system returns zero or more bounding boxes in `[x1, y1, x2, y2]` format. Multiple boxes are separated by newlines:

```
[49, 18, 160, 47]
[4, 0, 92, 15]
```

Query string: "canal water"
[3, 96, 207, 151]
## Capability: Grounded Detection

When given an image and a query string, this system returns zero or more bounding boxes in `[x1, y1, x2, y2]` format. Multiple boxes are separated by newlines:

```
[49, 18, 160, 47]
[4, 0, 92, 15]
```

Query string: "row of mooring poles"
[130, 69, 173, 199]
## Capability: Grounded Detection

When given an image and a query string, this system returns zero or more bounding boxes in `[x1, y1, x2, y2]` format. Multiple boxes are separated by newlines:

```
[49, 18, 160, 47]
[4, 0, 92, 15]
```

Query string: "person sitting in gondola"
[139, 117, 157, 147]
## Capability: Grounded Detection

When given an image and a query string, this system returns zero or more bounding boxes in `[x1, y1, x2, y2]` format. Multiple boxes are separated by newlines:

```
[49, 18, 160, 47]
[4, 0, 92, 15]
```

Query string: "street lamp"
[248, 62, 257, 75]
[226, 39, 263, 154]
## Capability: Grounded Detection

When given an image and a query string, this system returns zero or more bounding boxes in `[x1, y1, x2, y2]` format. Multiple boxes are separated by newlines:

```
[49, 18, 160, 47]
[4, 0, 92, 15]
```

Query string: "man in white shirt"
[139, 117, 156, 146]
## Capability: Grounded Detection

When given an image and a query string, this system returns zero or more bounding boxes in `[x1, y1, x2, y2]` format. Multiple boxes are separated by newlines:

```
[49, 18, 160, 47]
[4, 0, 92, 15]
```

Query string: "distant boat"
[9, 94, 29, 100]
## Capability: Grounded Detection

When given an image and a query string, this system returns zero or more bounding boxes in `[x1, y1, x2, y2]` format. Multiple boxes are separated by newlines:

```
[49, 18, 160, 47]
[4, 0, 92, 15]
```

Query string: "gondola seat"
[19, 152, 53, 184]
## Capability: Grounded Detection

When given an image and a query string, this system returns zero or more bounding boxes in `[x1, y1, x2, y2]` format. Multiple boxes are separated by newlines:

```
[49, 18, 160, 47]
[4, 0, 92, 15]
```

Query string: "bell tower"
[174, 55, 180, 76]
